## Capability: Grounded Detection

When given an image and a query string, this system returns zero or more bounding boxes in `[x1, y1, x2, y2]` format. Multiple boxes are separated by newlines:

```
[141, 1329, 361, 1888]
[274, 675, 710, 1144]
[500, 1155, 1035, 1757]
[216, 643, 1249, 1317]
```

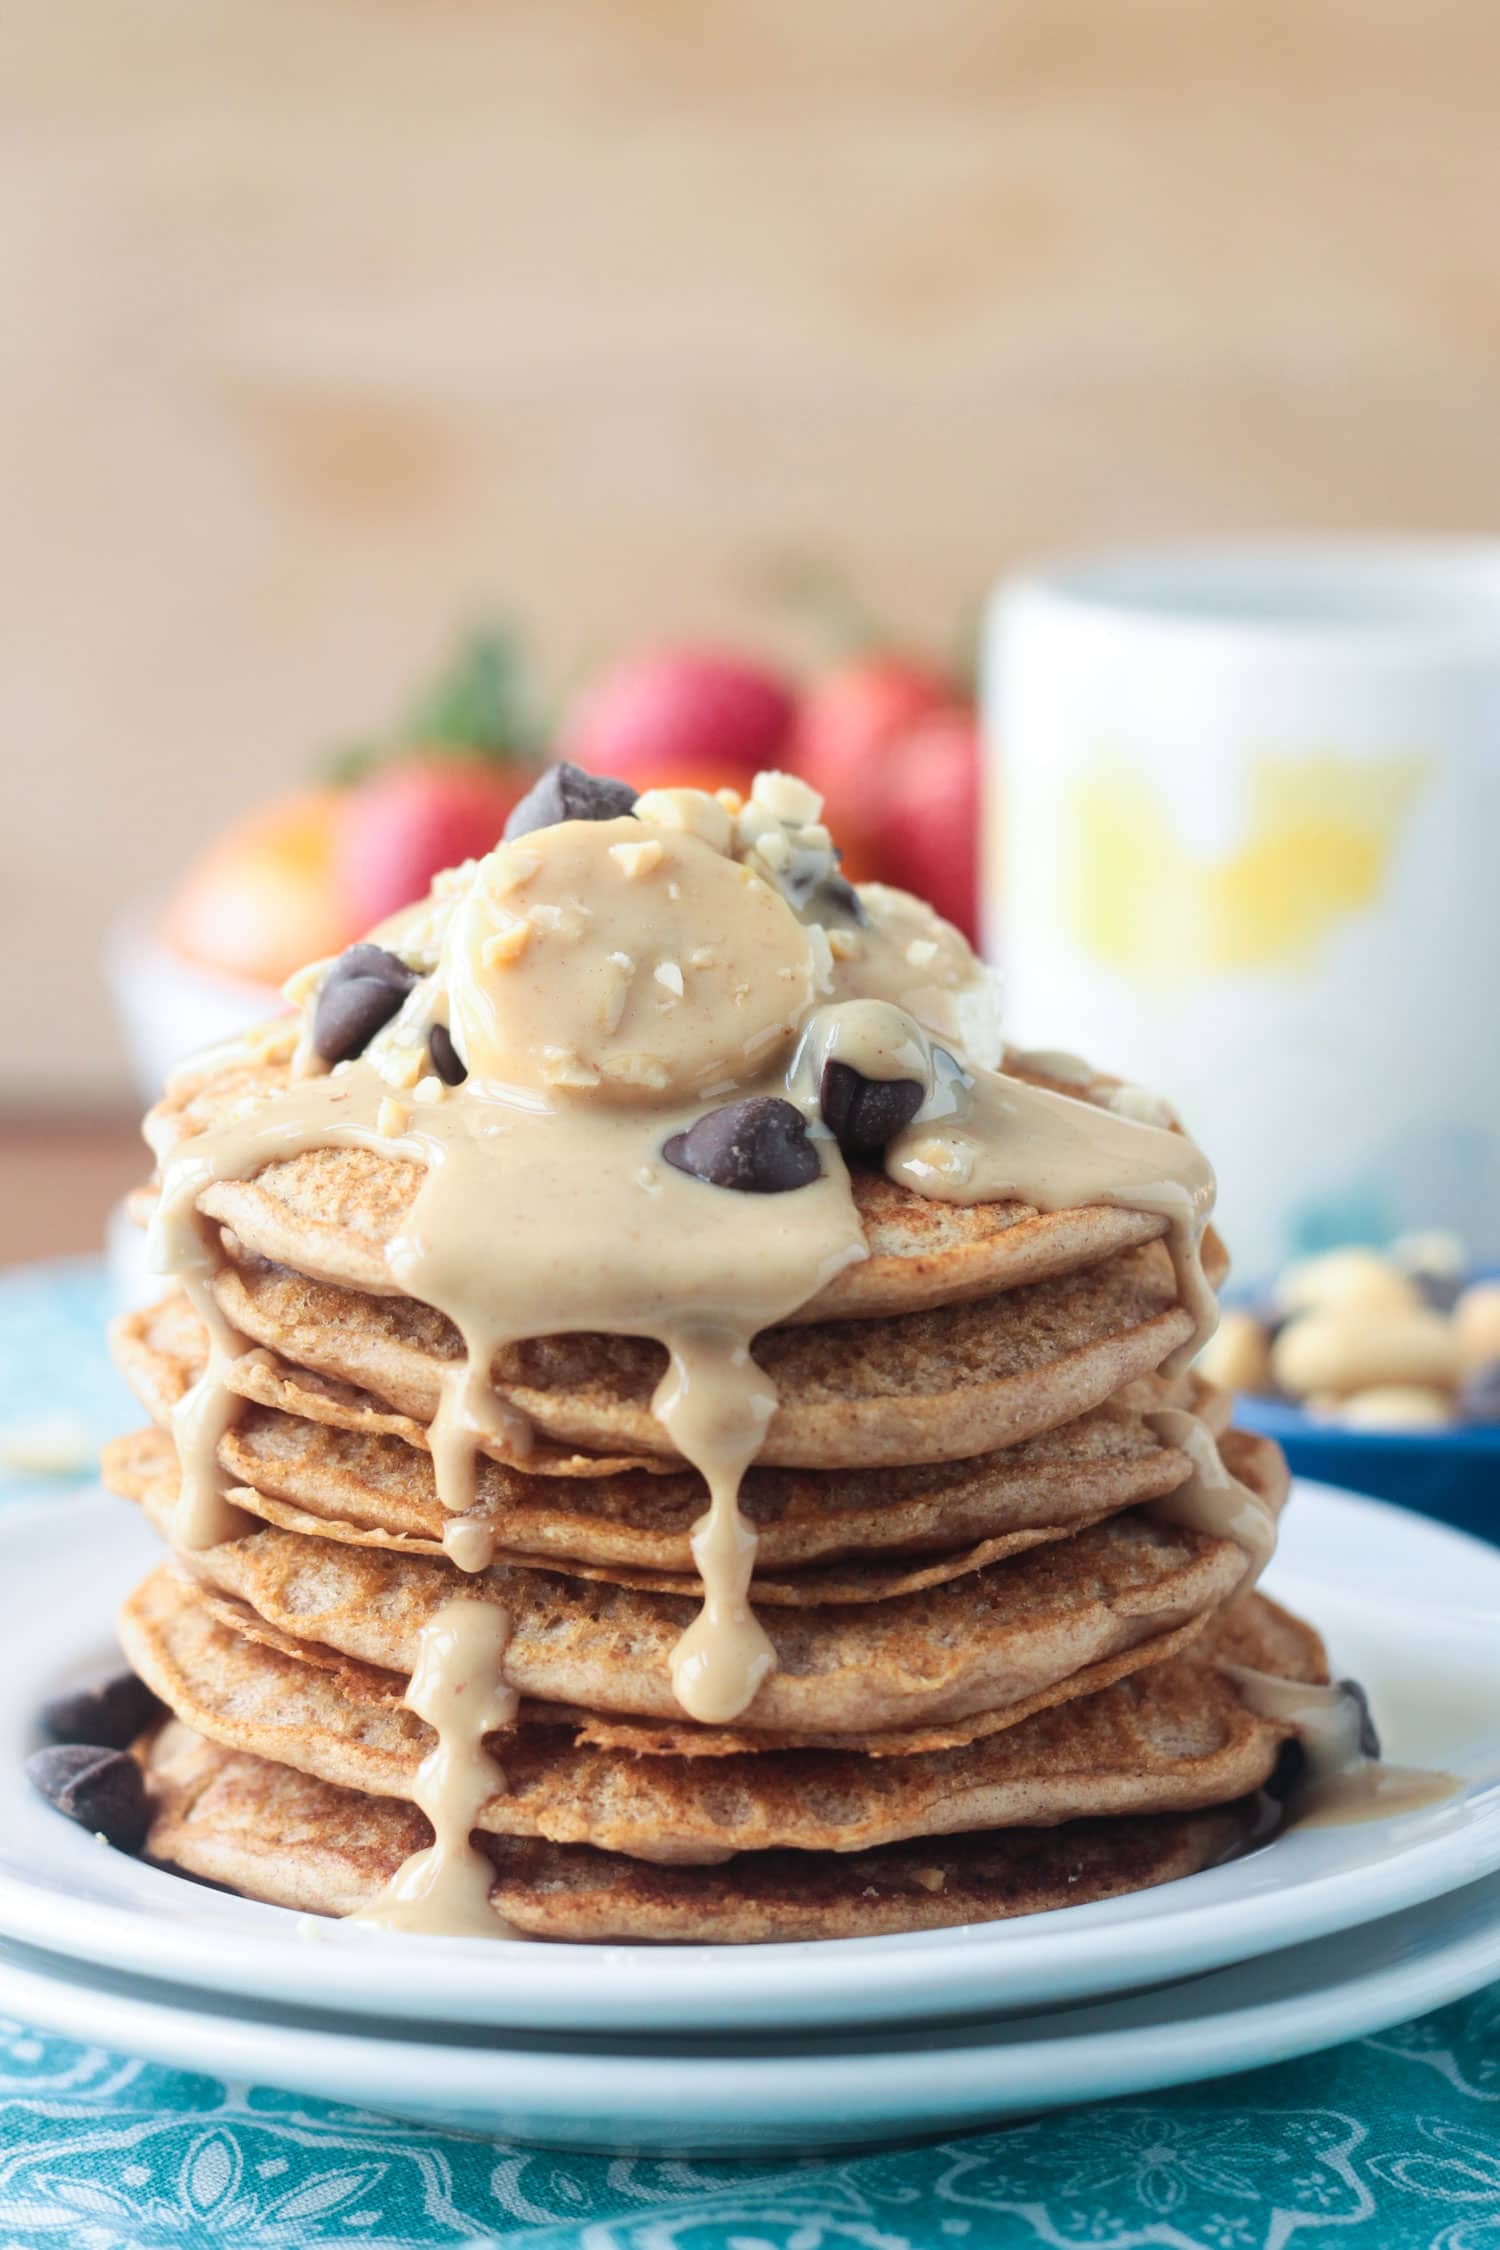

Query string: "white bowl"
[104, 908, 281, 1106]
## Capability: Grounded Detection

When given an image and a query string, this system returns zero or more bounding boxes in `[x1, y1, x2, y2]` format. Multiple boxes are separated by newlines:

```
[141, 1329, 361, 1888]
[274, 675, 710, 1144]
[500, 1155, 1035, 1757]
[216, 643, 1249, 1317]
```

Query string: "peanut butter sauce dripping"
[148, 1065, 866, 1730]
[1145, 1406, 1277, 1586]
[1226, 1668, 1459, 1826]
[143, 790, 1259, 1932]
[353, 1597, 521, 1938]
[1136, 1408, 1455, 1823]
[887, 1062, 1218, 1377]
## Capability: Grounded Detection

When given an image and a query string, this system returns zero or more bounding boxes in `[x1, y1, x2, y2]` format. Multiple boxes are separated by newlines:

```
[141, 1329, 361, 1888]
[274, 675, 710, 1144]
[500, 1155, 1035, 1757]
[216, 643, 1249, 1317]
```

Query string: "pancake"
[193, 1574, 1229, 1759]
[120, 1287, 1223, 1548]
[143, 1047, 1228, 1326]
[111, 1458, 1279, 1738]
[115, 1302, 1211, 1573]
[202, 1239, 1200, 1468]
[105, 1424, 1117, 1605]
[138, 1718, 1272, 1941]
[211, 1414, 1190, 1586]
[114, 1290, 663, 1480]
[96, 785, 1309, 1951]
[121, 1567, 1324, 1861]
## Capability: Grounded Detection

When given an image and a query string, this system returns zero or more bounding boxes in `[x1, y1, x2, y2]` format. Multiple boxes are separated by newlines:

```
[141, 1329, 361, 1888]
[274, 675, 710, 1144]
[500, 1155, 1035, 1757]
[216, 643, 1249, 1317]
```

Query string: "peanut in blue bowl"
[1233, 1390, 1500, 1544]
[1223, 1256, 1500, 1542]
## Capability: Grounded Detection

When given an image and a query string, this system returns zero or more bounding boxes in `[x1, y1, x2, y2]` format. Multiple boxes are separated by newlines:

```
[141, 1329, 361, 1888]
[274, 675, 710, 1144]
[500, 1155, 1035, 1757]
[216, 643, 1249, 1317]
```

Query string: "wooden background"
[6, 0, 1500, 1117]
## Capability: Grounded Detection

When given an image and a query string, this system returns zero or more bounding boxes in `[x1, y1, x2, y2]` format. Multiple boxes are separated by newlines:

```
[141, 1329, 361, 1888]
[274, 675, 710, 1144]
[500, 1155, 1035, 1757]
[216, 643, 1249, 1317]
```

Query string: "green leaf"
[324, 625, 550, 785]
[399, 626, 546, 758]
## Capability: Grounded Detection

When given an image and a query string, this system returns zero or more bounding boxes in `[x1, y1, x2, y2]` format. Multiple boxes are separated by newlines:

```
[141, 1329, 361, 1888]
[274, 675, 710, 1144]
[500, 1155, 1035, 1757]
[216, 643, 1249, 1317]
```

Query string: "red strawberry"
[334, 757, 538, 930]
[561, 649, 796, 797]
[789, 655, 955, 879]
[869, 707, 983, 941]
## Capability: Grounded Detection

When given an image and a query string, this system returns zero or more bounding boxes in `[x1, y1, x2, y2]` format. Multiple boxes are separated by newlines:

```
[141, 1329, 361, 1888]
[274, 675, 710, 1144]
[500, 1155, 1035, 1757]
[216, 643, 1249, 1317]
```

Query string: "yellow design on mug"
[1061, 750, 1431, 986]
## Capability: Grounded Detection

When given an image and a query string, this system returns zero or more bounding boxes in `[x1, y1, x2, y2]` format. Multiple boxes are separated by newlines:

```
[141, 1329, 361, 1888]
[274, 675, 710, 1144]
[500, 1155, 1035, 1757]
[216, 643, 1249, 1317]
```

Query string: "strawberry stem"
[325, 626, 549, 783]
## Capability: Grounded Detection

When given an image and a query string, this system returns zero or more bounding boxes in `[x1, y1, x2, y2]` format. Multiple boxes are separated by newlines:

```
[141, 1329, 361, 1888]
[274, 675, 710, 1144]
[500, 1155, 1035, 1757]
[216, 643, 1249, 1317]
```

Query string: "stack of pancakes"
[102, 1041, 1321, 1944]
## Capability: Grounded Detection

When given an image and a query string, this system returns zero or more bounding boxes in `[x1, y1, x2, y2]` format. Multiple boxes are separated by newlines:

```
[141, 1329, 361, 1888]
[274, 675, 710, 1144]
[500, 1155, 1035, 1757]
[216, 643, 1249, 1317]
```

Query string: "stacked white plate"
[3, 1482, 1498, 2155]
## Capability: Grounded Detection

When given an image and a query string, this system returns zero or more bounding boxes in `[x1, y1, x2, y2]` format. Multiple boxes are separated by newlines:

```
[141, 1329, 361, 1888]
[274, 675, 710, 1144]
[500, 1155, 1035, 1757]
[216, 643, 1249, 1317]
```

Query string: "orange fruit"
[162, 788, 353, 987]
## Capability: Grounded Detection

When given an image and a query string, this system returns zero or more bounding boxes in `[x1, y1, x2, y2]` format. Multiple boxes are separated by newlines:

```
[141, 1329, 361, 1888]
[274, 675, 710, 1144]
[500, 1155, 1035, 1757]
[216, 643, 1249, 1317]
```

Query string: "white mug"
[986, 541, 1500, 1280]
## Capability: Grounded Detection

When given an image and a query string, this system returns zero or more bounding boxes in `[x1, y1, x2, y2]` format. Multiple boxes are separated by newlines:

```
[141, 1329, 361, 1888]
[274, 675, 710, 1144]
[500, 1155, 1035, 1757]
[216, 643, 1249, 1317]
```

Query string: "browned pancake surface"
[115, 1300, 1213, 1576]
[144, 1049, 1227, 1325]
[139, 1718, 1269, 1941]
[199, 1242, 1195, 1467]
[122, 1567, 1323, 1860]
[108, 1443, 1282, 1737]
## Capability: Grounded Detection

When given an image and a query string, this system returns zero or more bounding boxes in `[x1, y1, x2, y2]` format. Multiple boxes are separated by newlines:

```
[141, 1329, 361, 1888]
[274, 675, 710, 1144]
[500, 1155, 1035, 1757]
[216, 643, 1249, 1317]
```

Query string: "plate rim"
[0, 1873, 1495, 2150]
[1, 1478, 1498, 2037]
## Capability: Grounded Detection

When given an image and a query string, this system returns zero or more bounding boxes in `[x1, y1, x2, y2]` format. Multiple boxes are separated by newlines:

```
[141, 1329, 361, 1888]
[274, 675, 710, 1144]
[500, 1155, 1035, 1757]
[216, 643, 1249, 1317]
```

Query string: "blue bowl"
[1236, 1392, 1500, 1544]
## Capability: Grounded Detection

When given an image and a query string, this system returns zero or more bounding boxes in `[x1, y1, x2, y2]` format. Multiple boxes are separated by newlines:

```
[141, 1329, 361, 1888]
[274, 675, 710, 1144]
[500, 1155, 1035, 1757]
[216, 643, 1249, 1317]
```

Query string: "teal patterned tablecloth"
[1, 1257, 1498, 2250]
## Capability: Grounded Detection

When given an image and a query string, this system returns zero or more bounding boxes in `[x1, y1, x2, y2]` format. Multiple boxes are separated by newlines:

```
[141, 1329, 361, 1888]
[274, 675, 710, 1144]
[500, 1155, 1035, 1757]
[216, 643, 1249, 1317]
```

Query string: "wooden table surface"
[12, 0, 1500, 1117]
[0, 1121, 145, 1269]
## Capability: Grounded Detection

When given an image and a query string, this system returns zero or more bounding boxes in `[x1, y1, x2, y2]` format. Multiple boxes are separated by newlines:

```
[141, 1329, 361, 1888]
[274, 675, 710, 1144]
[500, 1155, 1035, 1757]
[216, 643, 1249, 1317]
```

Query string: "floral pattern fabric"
[0, 1999, 1497, 2249]
[0, 1261, 1496, 2249]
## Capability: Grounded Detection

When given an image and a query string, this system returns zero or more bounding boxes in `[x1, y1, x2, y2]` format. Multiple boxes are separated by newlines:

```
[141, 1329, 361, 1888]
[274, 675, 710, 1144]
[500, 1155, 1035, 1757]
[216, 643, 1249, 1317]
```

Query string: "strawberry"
[789, 655, 955, 879]
[869, 707, 983, 941]
[561, 649, 796, 796]
[334, 758, 536, 931]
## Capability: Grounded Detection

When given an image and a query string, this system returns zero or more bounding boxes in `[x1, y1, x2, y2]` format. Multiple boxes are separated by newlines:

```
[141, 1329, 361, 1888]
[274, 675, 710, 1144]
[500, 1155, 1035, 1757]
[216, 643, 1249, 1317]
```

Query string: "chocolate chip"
[820, 1061, 924, 1161]
[428, 1023, 467, 1086]
[504, 761, 637, 841]
[663, 1098, 820, 1194]
[313, 944, 419, 1065]
[1416, 1271, 1466, 1315]
[1337, 1678, 1382, 1761]
[820, 871, 869, 927]
[1458, 1359, 1500, 1424]
[26, 1744, 148, 1851]
[40, 1670, 161, 1751]
[1265, 1736, 1307, 1804]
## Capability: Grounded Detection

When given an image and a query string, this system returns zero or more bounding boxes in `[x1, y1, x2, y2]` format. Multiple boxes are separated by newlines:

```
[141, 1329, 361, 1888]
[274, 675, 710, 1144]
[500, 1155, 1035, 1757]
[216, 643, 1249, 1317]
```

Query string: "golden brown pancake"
[196, 1240, 1201, 1468]
[113, 1300, 1220, 1575]
[192, 1575, 1231, 1760]
[109, 846, 1284, 1952]
[117, 1291, 1215, 1531]
[138, 1718, 1271, 1941]
[122, 1567, 1323, 1861]
[141, 1049, 1227, 1326]
[110, 1451, 1282, 1738]
[105, 1424, 1118, 1605]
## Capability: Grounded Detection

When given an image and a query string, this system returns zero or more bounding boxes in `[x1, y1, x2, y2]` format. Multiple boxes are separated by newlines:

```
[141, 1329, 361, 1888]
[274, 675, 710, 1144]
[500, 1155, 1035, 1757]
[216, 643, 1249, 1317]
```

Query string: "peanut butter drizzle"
[142, 778, 1260, 1935]
[1140, 1418, 1455, 1824]
[1145, 1406, 1278, 1587]
[353, 1597, 521, 1938]
[1226, 1667, 1459, 1827]
[147, 1154, 282, 1551]
[887, 1063, 1218, 1377]
[807, 996, 1218, 1378]
[149, 1062, 866, 1724]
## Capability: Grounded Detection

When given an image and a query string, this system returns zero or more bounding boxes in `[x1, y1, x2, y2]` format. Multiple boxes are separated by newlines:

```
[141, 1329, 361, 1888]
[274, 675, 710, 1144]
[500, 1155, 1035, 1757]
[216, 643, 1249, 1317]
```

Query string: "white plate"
[0, 1871, 1497, 2153]
[3, 1482, 1499, 2038]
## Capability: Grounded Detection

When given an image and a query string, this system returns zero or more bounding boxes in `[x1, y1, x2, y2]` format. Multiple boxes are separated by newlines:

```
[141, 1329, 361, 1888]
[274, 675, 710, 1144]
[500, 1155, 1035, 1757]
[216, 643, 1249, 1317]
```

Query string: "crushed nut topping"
[600, 951, 636, 1035]
[601, 1052, 671, 1090]
[540, 1045, 602, 1090]
[610, 838, 666, 880]
[632, 787, 734, 853]
[481, 919, 533, 968]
